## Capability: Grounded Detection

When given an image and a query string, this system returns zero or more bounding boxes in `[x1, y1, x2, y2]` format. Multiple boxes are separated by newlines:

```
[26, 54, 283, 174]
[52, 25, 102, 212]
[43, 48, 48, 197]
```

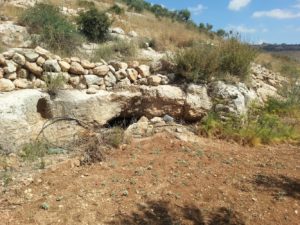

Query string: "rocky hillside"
[0, 45, 286, 153]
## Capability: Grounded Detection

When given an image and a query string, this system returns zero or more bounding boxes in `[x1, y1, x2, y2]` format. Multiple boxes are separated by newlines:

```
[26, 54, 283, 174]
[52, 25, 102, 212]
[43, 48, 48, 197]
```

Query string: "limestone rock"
[84, 75, 104, 86]
[43, 59, 61, 72]
[148, 75, 161, 86]
[25, 62, 43, 76]
[36, 57, 46, 66]
[93, 65, 109, 76]
[12, 53, 26, 66]
[81, 60, 95, 69]
[5, 72, 17, 80]
[0, 78, 15, 91]
[35, 46, 51, 59]
[184, 84, 212, 121]
[4, 60, 17, 74]
[127, 68, 138, 82]
[104, 72, 117, 87]
[25, 52, 39, 62]
[111, 27, 125, 35]
[13, 79, 30, 89]
[69, 62, 85, 75]
[0, 54, 6, 66]
[110, 61, 128, 70]
[59, 60, 71, 72]
[136, 65, 150, 77]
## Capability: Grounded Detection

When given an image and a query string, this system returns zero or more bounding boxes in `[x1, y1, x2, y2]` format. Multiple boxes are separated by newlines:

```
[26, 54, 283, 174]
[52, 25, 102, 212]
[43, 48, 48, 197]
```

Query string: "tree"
[176, 9, 191, 22]
[216, 29, 226, 37]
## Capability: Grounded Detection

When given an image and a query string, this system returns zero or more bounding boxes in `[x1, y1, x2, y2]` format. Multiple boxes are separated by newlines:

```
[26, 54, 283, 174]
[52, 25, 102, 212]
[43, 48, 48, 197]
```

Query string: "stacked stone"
[0, 46, 170, 92]
[251, 63, 285, 88]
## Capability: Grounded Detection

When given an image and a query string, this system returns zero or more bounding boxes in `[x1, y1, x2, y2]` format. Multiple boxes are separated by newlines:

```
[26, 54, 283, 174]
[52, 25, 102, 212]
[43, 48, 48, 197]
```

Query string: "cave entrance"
[104, 116, 138, 129]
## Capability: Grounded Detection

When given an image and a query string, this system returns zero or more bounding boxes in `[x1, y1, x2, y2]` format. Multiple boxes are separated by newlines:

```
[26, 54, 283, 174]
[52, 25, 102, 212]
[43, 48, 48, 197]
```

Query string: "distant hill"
[255, 43, 300, 52]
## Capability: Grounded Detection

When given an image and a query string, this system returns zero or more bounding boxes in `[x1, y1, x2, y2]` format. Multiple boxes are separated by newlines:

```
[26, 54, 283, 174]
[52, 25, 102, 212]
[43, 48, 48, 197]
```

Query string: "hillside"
[0, 1, 299, 225]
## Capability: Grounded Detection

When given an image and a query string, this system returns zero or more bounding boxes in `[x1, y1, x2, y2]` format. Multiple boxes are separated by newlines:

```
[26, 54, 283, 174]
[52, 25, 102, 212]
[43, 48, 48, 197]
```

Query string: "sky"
[149, 0, 300, 44]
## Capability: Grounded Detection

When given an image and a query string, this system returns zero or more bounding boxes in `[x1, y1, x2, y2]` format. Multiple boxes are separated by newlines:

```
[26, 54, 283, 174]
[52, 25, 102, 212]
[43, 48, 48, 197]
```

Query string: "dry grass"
[112, 11, 215, 51]
[255, 52, 300, 75]
[0, 4, 25, 21]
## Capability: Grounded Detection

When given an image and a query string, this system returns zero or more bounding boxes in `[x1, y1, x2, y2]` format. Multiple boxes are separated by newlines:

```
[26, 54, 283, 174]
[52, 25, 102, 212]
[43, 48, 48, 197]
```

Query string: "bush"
[77, 8, 111, 42]
[174, 43, 220, 82]
[219, 38, 258, 81]
[175, 38, 257, 82]
[93, 40, 138, 61]
[109, 4, 125, 15]
[19, 3, 82, 55]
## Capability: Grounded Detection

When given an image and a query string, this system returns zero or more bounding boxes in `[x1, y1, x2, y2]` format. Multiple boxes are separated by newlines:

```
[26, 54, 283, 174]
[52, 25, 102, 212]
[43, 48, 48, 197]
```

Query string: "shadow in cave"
[108, 200, 245, 225]
[253, 174, 300, 200]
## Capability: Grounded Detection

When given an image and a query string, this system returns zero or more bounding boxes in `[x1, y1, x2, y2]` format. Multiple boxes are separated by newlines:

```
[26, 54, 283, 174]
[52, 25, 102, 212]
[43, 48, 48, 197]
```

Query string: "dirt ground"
[0, 132, 299, 225]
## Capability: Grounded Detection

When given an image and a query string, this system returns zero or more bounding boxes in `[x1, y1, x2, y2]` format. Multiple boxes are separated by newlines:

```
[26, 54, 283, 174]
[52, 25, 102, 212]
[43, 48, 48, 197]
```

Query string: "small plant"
[20, 141, 48, 161]
[44, 73, 66, 95]
[77, 8, 111, 42]
[105, 127, 124, 148]
[1, 169, 12, 187]
[19, 3, 82, 55]
[109, 4, 125, 15]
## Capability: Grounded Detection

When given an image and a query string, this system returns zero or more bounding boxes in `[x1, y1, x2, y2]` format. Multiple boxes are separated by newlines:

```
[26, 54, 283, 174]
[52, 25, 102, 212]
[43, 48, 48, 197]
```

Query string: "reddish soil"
[0, 133, 299, 225]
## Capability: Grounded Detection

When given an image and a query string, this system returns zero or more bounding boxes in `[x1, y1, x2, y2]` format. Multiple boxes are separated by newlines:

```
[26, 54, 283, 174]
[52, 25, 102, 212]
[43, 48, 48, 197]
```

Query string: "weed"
[44, 73, 66, 96]
[1, 169, 12, 187]
[20, 141, 48, 162]
[105, 127, 124, 148]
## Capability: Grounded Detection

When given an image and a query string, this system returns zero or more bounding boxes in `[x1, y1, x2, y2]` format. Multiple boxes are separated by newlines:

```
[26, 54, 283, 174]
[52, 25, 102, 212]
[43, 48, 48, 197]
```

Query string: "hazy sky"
[149, 0, 300, 44]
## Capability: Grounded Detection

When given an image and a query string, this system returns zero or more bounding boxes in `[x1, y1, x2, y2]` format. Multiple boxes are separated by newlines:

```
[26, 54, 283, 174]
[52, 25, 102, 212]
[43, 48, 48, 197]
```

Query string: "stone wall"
[0, 46, 170, 93]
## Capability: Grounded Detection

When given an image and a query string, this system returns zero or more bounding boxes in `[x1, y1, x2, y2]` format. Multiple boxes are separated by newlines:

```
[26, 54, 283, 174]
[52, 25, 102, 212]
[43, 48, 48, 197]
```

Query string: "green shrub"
[174, 43, 220, 82]
[93, 40, 138, 61]
[19, 3, 82, 55]
[175, 38, 257, 82]
[77, 8, 111, 42]
[109, 4, 125, 15]
[219, 38, 258, 81]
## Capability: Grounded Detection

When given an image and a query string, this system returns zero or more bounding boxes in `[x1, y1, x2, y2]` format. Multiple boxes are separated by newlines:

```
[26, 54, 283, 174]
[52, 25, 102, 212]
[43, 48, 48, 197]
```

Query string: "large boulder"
[0, 90, 47, 153]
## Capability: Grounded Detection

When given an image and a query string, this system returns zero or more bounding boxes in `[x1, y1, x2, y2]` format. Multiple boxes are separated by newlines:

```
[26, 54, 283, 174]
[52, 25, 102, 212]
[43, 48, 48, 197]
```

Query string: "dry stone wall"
[0, 46, 170, 93]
